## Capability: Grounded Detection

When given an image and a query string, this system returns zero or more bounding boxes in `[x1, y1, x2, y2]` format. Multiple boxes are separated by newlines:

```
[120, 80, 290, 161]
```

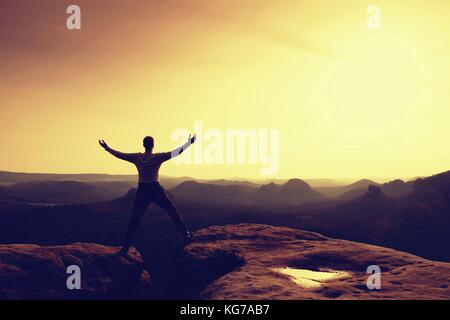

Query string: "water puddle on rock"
[273, 267, 351, 288]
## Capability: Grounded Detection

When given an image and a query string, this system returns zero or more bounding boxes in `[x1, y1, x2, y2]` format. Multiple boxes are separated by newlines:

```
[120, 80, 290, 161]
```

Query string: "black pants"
[122, 182, 187, 249]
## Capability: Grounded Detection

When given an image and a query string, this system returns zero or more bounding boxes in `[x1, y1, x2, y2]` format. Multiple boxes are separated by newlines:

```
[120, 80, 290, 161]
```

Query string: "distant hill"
[0, 170, 137, 185]
[0, 171, 348, 189]
[410, 171, 450, 201]
[303, 179, 347, 188]
[0, 169, 446, 206]
[256, 179, 325, 205]
[0, 170, 193, 189]
[338, 187, 367, 201]
[0, 171, 327, 205]
[171, 181, 256, 204]
[251, 178, 346, 188]
[338, 179, 413, 201]
[196, 179, 259, 188]
[171, 179, 325, 205]
[316, 179, 380, 198]
[3, 180, 134, 204]
[300, 172, 450, 261]
[382, 179, 413, 197]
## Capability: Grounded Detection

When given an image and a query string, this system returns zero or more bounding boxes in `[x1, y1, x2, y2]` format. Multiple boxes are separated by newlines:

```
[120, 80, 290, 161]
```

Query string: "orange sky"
[1, 0, 449, 180]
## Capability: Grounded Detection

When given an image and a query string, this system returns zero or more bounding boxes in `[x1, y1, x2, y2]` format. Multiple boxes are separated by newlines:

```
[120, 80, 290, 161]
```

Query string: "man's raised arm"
[167, 134, 197, 159]
[99, 139, 138, 163]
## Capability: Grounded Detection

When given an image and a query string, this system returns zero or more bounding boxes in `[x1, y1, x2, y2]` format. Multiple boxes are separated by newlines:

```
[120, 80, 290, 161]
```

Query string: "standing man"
[99, 134, 196, 256]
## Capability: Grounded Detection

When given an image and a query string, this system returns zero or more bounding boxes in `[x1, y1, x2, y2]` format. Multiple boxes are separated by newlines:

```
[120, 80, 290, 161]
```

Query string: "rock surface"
[2, 225, 449, 300]
[0, 243, 151, 299]
[179, 224, 450, 299]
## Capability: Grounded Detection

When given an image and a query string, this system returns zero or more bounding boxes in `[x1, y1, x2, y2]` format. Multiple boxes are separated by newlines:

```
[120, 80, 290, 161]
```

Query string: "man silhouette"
[99, 134, 196, 256]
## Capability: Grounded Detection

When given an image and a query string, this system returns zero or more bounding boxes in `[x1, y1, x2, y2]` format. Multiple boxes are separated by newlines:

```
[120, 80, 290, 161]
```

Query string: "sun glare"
[312, 36, 431, 144]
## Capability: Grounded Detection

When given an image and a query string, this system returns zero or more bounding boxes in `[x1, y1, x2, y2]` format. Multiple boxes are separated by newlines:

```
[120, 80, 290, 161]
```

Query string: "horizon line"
[0, 168, 440, 184]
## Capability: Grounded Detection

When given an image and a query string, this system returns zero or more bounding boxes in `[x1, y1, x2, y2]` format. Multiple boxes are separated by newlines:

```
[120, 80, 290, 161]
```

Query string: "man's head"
[143, 136, 154, 151]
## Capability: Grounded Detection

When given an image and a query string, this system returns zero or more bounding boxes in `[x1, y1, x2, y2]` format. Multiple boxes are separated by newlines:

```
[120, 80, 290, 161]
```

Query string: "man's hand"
[188, 134, 197, 145]
[99, 139, 109, 150]
[169, 134, 197, 158]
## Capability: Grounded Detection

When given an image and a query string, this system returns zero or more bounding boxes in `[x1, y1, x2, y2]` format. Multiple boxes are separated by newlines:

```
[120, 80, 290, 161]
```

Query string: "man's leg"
[152, 186, 190, 239]
[120, 186, 150, 255]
